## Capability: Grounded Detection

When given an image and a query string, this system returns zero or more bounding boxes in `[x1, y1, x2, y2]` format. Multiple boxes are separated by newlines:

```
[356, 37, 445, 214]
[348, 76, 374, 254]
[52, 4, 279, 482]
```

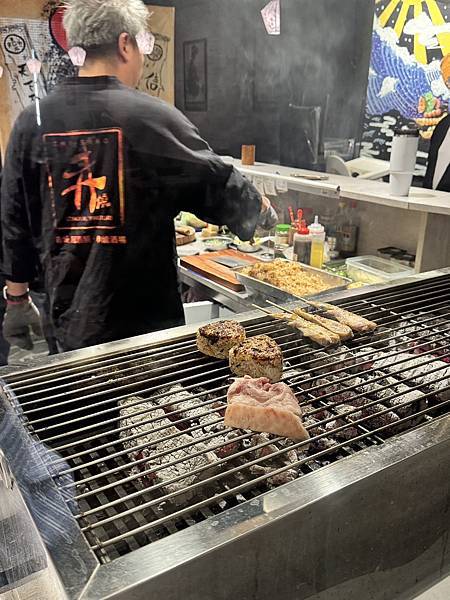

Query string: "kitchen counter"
[225, 158, 450, 215]
[221, 158, 450, 273]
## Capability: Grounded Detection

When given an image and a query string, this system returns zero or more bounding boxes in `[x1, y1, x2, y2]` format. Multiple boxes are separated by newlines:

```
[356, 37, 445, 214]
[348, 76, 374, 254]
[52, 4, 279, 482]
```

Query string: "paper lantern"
[261, 0, 281, 35]
[136, 31, 155, 55]
[50, 6, 69, 52]
[26, 58, 42, 75]
[0, 65, 3, 79]
[69, 47, 86, 67]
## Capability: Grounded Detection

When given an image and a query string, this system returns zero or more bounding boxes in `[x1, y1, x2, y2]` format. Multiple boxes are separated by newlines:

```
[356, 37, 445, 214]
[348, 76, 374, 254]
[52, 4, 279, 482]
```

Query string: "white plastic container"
[346, 255, 414, 285]
[390, 172, 414, 197]
[389, 128, 419, 197]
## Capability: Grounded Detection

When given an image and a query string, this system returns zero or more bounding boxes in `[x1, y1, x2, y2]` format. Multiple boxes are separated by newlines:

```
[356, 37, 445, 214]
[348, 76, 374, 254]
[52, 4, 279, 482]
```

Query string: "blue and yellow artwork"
[363, 0, 450, 161]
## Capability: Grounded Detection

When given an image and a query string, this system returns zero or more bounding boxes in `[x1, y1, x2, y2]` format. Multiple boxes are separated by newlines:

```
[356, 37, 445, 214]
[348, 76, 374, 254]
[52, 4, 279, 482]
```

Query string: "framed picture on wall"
[183, 38, 207, 111]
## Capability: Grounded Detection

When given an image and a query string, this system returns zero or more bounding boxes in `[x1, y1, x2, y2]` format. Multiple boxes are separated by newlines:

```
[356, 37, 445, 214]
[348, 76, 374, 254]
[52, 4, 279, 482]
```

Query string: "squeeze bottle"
[293, 220, 311, 264]
[309, 216, 326, 269]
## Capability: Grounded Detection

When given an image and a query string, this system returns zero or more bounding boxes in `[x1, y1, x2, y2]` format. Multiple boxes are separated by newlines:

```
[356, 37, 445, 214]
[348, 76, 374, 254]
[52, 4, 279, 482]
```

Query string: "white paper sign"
[261, 0, 280, 35]
[275, 178, 288, 193]
[253, 176, 265, 195]
[263, 178, 277, 196]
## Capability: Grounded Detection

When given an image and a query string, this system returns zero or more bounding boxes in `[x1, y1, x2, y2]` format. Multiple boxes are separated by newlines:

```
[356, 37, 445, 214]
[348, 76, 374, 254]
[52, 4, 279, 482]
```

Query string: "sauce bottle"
[309, 216, 326, 269]
[293, 220, 311, 264]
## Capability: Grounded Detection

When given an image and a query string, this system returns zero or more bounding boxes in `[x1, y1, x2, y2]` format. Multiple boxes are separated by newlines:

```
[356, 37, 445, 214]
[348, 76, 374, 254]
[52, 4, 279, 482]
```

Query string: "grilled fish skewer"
[266, 300, 353, 341]
[252, 304, 340, 347]
[309, 301, 378, 333]
[273, 313, 340, 347]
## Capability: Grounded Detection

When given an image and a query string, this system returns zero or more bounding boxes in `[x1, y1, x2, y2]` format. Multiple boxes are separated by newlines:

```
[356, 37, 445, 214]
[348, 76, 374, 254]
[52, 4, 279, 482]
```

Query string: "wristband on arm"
[3, 286, 30, 304]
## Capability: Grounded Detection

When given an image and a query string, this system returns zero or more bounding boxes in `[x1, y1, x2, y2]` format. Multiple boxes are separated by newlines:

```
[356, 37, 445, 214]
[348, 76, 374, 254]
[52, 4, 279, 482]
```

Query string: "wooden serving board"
[180, 249, 261, 291]
[175, 226, 196, 246]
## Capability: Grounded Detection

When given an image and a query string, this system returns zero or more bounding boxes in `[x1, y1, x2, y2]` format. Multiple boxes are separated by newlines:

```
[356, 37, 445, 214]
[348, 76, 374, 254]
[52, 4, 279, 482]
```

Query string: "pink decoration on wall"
[68, 47, 86, 67]
[26, 58, 42, 75]
[261, 0, 281, 35]
[136, 31, 155, 55]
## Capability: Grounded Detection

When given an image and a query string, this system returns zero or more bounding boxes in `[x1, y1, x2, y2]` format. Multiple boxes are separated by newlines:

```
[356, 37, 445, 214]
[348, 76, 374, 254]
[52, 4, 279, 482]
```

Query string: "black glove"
[258, 204, 279, 231]
[3, 301, 43, 351]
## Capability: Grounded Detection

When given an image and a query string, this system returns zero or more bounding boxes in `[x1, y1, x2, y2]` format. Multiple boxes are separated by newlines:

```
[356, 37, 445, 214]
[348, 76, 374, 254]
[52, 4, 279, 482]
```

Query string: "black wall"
[148, 0, 375, 165]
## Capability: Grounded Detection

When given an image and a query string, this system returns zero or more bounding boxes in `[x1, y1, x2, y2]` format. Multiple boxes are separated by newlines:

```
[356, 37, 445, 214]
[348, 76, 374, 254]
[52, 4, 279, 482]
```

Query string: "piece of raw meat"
[224, 376, 310, 441]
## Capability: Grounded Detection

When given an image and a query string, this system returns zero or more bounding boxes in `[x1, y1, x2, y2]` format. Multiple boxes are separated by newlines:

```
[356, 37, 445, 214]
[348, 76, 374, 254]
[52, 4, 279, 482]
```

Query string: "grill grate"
[4, 276, 450, 563]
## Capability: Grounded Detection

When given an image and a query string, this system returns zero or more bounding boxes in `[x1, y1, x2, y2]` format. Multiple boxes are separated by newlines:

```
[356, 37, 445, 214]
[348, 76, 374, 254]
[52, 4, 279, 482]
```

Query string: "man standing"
[424, 54, 450, 191]
[1, 0, 275, 352]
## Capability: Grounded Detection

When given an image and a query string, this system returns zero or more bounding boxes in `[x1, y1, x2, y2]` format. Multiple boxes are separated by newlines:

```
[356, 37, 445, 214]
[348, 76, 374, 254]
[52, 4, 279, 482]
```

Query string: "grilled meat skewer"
[272, 313, 340, 347]
[291, 308, 353, 341]
[266, 300, 352, 342]
[309, 301, 378, 334]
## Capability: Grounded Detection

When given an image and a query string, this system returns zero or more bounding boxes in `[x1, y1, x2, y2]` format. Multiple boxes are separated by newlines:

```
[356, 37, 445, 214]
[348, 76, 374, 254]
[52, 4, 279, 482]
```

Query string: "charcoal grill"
[1, 269, 450, 600]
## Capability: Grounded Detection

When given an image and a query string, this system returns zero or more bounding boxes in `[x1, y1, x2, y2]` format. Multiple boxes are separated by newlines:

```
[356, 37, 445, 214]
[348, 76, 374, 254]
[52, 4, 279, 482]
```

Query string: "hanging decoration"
[68, 46, 86, 67]
[26, 57, 42, 75]
[0, 65, 3, 79]
[136, 30, 156, 55]
[261, 0, 280, 36]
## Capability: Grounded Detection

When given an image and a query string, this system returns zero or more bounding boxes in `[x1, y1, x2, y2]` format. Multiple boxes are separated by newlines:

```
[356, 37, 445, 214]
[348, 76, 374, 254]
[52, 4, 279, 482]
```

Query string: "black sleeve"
[1, 112, 39, 282]
[142, 100, 263, 241]
[423, 117, 449, 189]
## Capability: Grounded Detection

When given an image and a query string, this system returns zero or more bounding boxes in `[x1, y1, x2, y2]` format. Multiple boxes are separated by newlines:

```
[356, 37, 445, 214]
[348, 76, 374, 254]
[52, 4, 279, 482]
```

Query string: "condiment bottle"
[275, 224, 291, 247]
[309, 216, 326, 269]
[293, 220, 311, 264]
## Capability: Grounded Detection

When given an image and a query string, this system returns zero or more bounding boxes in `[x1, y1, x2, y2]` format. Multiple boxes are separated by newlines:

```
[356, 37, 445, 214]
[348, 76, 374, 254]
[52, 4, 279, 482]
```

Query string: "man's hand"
[261, 195, 271, 213]
[3, 298, 43, 351]
[258, 196, 279, 230]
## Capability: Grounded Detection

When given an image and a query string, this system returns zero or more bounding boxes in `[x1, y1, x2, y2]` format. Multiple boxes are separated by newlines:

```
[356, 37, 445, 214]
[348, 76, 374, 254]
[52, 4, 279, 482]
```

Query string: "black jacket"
[1, 76, 261, 351]
[423, 114, 450, 191]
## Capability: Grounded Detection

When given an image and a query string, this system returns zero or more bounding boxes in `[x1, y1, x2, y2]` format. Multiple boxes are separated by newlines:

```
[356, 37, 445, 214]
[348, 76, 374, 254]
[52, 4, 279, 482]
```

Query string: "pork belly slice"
[224, 376, 310, 441]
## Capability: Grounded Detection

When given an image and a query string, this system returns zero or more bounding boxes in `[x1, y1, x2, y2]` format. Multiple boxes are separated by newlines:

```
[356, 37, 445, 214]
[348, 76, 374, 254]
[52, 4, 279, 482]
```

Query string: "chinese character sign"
[44, 128, 127, 245]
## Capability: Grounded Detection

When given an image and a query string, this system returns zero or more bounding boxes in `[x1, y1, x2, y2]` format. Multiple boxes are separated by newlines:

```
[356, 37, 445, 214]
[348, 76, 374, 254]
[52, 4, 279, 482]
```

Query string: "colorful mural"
[363, 0, 450, 163]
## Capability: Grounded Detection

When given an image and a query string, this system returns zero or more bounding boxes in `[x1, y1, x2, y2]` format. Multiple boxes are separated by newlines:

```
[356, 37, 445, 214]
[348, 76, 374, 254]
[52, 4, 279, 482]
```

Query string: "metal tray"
[234, 260, 351, 302]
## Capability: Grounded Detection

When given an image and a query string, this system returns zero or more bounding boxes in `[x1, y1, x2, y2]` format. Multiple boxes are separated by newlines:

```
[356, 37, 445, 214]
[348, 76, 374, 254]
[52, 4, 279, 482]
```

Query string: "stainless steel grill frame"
[2, 268, 450, 600]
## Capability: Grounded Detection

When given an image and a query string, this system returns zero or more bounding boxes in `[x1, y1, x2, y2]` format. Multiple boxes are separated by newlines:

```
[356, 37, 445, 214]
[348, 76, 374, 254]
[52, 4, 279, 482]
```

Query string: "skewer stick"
[297, 296, 320, 309]
[251, 303, 277, 316]
[265, 300, 297, 317]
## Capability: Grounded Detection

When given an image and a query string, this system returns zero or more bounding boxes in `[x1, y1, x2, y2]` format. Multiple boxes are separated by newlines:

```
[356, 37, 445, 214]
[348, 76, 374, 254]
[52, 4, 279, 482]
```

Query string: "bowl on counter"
[203, 236, 233, 252]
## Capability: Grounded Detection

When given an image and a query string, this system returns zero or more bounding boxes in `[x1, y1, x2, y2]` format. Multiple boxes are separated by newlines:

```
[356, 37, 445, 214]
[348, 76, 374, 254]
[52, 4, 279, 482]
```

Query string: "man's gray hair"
[64, 0, 149, 49]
